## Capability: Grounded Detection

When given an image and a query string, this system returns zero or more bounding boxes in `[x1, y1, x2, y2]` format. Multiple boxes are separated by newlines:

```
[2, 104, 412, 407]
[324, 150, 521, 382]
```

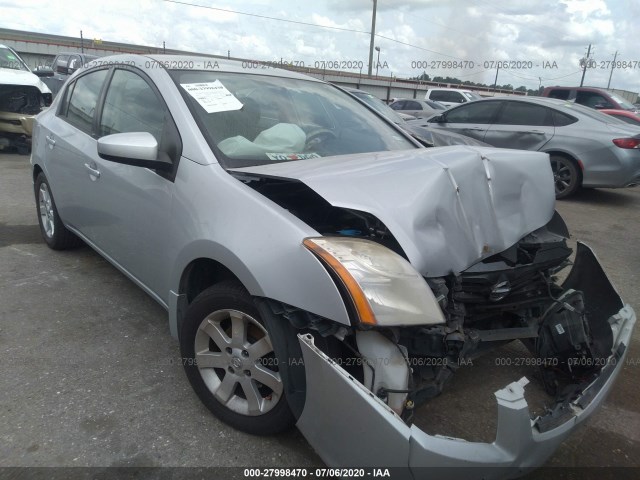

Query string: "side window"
[99, 69, 165, 141]
[62, 69, 108, 134]
[576, 91, 613, 109]
[405, 100, 422, 110]
[448, 91, 465, 103]
[547, 89, 570, 100]
[54, 54, 70, 74]
[429, 91, 446, 102]
[445, 101, 501, 124]
[552, 110, 577, 127]
[390, 101, 405, 110]
[495, 102, 552, 126]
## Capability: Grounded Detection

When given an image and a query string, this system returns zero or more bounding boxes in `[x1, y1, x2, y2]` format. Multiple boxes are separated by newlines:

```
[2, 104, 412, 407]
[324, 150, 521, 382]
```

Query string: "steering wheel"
[304, 128, 338, 151]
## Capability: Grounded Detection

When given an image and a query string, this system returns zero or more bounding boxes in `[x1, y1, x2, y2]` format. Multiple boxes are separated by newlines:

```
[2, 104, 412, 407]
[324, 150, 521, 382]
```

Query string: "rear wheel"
[35, 173, 83, 249]
[550, 155, 581, 199]
[180, 281, 295, 435]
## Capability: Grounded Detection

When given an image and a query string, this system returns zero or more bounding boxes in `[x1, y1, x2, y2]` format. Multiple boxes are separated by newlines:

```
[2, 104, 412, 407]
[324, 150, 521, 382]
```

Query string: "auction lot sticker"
[181, 80, 243, 113]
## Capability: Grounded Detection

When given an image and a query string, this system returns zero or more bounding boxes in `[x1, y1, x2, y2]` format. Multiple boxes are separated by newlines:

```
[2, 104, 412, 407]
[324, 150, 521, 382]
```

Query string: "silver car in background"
[389, 98, 447, 118]
[31, 55, 635, 478]
[422, 96, 640, 198]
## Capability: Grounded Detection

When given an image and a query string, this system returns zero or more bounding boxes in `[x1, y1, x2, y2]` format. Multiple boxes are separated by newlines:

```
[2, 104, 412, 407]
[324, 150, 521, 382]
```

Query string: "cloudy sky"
[1, 0, 638, 92]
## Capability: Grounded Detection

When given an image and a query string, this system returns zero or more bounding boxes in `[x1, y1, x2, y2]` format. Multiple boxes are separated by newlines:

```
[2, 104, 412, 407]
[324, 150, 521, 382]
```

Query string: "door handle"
[84, 163, 101, 179]
[467, 127, 485, 131]
[45, 135, 56, 146]
[516, 130, 544, 134]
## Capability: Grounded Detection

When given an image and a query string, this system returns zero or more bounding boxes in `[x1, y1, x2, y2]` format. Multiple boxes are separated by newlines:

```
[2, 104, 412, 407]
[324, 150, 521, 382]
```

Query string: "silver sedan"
[423, 96, 640, 198]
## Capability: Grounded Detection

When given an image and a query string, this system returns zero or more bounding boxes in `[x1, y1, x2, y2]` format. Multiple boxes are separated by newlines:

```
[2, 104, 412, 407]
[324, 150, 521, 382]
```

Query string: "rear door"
[484, 101, 555, 150]
[41, 67, 110, 230]
[428, 100, 501, 141]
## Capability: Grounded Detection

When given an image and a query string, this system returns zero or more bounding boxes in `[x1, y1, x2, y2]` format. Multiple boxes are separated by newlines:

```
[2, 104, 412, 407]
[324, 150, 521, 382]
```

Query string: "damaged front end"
[295, 234, 635, 479]
[234, 147, 634, 476]
[0, 84, 51, 152]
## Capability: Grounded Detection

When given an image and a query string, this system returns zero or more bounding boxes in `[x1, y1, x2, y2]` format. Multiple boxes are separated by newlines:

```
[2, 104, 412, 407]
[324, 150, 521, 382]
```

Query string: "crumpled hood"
[0, 68, 51, 94]
[232, 146, 556, 276]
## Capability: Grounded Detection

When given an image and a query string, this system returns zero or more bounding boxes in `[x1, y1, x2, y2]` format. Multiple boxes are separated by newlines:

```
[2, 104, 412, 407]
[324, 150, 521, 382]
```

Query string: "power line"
[163, 0, 371, 34]
[162, 0, 467, 61]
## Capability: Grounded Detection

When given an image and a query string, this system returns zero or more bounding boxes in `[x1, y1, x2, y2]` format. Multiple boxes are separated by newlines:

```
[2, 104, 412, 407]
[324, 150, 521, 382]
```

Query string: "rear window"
[546, 89, 571, 100]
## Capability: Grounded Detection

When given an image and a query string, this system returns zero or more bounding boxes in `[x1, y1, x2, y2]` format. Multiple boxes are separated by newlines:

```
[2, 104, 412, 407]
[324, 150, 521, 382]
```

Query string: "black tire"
[180, 281, 295, 435]
[34, 173, 83, 250]
[550, 155, 581, 199]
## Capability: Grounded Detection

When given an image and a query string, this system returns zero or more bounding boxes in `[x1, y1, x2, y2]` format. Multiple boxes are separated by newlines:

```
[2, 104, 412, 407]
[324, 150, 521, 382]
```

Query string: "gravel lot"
[1, 150, 638, 477]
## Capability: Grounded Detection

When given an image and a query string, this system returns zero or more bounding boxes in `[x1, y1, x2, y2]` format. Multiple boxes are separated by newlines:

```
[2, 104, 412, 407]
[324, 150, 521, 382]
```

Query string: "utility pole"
[607, 51, 618, 89]
[493, 66, 499, 93]
[367, 0, 378, 76]
[163, 41, 166, 54]
[80, 30, 84, 53]
[579, 43, 592, 87]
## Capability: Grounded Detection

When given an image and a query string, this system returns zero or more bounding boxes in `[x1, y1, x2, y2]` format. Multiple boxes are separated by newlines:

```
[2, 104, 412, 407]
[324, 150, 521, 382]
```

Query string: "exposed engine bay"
[242, 174, 622, 423]
[0, 85, 47, 115]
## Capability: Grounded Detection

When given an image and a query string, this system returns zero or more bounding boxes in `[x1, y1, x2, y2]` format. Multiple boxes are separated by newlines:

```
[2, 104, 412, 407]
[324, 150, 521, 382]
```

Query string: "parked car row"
[30, 54, 636, 478]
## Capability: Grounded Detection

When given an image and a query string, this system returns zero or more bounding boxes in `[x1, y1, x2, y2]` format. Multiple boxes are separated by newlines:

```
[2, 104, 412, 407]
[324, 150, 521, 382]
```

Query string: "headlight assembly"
[303, 237, 445, 326]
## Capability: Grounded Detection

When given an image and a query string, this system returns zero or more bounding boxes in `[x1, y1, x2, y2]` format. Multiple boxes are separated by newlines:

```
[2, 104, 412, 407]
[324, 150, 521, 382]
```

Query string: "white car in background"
[425, 87, 482, 108]
[0, 44, 52, 153]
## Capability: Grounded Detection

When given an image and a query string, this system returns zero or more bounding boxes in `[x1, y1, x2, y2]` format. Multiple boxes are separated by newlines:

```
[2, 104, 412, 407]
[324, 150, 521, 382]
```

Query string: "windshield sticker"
[266, 153, 321, 161]
[181, 80, 243, 114]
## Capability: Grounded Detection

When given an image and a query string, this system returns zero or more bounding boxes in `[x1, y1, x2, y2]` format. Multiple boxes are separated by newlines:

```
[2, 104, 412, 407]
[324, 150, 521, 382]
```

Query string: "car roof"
[77, 54, 325, 83]
[544, 86, 609, 93]
[469, 96, 577, 108]
[150, 54, 323, 81]
[427, 87, 473, 92]
[391, 98, 428, 102]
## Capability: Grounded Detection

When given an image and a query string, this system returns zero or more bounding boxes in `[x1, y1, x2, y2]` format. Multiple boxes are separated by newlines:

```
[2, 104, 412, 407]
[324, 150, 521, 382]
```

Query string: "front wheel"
[550, 155, 581, 199]
[180, 282, 295, 435]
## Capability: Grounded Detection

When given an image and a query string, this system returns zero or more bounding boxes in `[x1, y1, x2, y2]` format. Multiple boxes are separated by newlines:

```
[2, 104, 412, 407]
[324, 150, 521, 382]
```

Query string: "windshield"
[0, 47, 29, 71]
[463, 92, 483, 101]
[349, 90, 405, 124]
[609, 93, 637, 111]
[171, 70, 415, 167]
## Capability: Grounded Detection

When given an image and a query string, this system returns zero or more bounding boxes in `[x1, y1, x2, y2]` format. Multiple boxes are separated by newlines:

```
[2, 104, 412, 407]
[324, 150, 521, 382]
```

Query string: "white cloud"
[0, 0, 636, 93]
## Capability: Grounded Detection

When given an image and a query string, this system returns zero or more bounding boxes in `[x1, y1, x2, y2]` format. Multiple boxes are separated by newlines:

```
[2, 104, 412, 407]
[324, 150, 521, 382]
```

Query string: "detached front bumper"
[296, 242, 636, 480]
[0, 111, 35, 136]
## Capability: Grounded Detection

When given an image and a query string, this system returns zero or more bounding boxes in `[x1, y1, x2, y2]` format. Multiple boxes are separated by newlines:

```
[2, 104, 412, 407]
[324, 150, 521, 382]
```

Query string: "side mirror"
[97, 132, 172, 171]
[429, 114, 445, 123]
[33, 67, 54, 78]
